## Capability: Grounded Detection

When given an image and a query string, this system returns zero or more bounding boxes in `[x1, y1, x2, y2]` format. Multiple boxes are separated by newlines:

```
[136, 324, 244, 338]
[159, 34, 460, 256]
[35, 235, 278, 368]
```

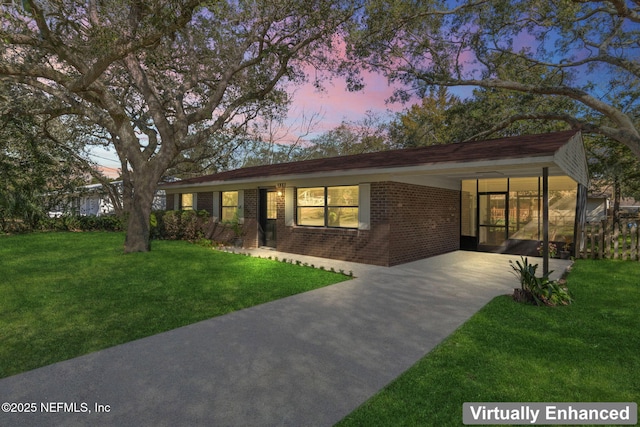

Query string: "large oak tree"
[349, 0, 640, 158]
[1, 0, 358, 252]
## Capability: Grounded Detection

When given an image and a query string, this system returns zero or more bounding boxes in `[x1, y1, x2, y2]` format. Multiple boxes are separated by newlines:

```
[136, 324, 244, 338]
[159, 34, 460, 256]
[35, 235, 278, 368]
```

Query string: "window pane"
[478, 178, 507, 192]
[267, 191, 277, 220]
[328, 207, 358, 228]
[181, 193, 194, 210]
[222, 207, 238, 222]
[222, 191, 238, 207]
[297, 207, 324, 226]
[327, 186, 358, 207]
[297, 187, 324, 206]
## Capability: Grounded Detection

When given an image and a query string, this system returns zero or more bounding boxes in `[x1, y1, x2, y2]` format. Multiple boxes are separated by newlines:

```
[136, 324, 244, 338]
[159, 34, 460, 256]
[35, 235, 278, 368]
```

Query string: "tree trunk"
[123, 179, 156, 253]
[613, 176, 621, 229]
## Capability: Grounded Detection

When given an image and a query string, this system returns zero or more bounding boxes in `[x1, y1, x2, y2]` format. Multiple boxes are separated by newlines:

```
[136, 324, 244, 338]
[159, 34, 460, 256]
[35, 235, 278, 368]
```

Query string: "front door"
[478, 193, 508, 249]
[259, 189, 277, 248]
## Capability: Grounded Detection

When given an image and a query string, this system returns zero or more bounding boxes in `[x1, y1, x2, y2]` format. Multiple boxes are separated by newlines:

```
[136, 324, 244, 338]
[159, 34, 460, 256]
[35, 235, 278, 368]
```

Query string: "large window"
[296, 185, 359, 228]
[221, 191, 238, 222]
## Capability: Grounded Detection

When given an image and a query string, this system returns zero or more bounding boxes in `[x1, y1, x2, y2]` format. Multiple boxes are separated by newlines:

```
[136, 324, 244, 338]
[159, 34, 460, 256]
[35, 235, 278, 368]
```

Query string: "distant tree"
[239, 109, 323, 167]
[388, 85, 577, 148]
[0, 84, 88, 230]
[0, 0, 359, 252]
[388, 87, 462, 147]
[349, 0, 640, 158]
[587, 136, 640, 225]
[301, 111, 390, 159]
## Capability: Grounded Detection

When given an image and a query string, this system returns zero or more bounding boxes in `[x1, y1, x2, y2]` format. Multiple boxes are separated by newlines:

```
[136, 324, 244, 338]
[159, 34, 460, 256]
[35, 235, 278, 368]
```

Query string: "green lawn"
[337, 259, 640, 427]
[0, 232, 348, 379]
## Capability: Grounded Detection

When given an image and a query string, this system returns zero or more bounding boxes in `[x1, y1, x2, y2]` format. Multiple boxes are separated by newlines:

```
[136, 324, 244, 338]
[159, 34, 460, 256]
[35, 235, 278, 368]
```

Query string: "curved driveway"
[0, 251, 571, 427]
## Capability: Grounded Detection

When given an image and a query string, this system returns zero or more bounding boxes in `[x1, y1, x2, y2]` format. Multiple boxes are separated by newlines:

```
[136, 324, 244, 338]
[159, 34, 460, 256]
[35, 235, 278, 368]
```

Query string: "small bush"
[36, 215, 124, 232]
[151, 210, 211, 242]
[509, 256, 573, 306]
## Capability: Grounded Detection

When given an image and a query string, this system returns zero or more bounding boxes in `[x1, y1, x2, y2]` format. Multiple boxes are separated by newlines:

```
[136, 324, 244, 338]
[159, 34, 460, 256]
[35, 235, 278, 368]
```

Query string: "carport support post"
[543, 167, 549, 276]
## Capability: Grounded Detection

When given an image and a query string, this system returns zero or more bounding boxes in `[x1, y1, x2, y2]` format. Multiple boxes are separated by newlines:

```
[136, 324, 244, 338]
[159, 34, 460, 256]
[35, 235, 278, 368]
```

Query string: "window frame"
[295, 185, 359, 229]
[181, 193, 195, 211]
[221, 190, 239, 222]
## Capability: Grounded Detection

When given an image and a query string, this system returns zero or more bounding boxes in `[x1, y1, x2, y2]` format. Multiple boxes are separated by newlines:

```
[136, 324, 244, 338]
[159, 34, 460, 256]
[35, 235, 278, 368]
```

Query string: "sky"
[90, 71, 409, 177]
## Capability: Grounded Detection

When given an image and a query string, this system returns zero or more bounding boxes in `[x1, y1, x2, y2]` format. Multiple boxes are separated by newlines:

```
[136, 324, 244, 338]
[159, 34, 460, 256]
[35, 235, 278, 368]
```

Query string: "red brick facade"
[277, 181, 460, 266]
[196, 192, 214, 215]
[172, 182, 460, 266]
[387, 182, 460, 265]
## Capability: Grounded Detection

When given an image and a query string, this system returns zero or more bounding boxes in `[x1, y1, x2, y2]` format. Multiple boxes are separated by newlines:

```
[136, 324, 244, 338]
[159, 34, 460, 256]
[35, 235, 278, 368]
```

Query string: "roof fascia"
[163, 155, 560, 192]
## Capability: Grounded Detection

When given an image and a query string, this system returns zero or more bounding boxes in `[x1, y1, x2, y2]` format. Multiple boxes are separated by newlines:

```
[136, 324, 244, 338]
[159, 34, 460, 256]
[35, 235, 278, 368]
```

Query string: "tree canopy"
[349, 0, 640, 158]
[0, 0, 359, 251]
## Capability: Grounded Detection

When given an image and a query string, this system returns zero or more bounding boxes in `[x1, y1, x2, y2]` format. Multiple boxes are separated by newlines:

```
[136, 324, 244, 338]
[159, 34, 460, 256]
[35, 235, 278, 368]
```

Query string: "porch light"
[276, 183, 286, 197]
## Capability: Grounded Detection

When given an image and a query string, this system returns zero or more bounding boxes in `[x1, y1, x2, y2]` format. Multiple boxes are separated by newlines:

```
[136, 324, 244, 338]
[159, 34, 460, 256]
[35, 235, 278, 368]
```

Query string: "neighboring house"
[585, 190, 640, 223]
[161, 130, 589, 266]
[49, 181, 166, 217]
[620, 198, 640, 219]
[586, 193, 609, 223]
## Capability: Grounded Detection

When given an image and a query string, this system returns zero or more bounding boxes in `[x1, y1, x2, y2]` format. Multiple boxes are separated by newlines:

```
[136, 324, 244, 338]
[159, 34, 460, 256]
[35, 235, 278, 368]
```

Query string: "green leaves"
[509, 256, 572, 306]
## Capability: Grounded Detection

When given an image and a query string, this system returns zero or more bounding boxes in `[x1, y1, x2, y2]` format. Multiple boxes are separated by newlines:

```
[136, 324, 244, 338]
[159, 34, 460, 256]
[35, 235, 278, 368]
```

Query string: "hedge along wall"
[150, 210, 243, 245]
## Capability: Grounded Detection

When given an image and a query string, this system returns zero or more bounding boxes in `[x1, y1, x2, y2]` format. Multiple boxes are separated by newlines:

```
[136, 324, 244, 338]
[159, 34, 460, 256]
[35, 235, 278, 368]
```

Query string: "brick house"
[161, 130, 589, 266]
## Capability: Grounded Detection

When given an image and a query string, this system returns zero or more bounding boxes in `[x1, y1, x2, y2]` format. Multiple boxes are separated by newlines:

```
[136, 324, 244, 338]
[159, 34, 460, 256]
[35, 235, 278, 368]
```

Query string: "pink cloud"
[286, 70, 403, 137]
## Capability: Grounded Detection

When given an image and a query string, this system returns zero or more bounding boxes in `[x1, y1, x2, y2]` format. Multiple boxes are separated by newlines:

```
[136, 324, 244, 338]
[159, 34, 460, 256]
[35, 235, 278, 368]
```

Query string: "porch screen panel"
[548, 176, 577, 243]
[508, 177, 540, 240]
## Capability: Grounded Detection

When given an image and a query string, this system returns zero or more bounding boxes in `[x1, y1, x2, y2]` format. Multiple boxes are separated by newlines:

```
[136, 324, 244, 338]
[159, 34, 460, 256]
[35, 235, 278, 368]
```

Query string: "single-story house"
[161, 130, 589, 266]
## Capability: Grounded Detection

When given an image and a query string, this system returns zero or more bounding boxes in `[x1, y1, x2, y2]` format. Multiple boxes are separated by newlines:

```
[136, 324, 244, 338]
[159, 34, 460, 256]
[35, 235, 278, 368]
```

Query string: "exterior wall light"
[276, 183, 286, 197]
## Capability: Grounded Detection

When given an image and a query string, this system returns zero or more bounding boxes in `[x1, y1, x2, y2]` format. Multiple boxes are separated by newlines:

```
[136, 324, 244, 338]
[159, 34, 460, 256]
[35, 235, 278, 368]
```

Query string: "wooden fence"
[576, 220, 640, 260]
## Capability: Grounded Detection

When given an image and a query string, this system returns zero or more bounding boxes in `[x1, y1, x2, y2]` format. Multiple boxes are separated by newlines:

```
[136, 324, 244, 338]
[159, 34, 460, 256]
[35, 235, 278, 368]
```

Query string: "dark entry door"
[259, 189, 277, 248]
[478, 193, 508, 248]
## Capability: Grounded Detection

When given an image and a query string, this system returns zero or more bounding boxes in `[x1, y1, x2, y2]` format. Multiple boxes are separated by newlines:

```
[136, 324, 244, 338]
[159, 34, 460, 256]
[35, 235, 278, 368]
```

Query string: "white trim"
[285, 187, 294, 227]
[212, 191, 220, 221]
[358, 183, 371, 230]
[237, 190, 244, 224]
[161, 156, 566, 193]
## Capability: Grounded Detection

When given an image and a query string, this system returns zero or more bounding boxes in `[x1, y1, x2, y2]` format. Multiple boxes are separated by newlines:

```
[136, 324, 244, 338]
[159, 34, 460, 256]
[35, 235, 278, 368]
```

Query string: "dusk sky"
[93, 70, 410, 177]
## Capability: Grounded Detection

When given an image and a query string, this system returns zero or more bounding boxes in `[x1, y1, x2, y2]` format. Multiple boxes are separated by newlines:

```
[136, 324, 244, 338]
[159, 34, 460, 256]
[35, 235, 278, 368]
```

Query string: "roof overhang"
[161, 131, 589, 193]
[163, 155, 574, 193]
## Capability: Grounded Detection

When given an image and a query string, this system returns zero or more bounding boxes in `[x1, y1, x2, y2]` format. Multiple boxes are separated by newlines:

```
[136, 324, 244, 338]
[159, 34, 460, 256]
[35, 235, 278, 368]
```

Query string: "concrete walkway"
[0, 251, 571, 427]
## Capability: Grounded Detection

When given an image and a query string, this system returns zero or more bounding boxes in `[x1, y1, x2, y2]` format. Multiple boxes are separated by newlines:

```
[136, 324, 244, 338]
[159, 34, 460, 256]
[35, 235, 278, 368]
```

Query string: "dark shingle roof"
[163, 130, 579, 187]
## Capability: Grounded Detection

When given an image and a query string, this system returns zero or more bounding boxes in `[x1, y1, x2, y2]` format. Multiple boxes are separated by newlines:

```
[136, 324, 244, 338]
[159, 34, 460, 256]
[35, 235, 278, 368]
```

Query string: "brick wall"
[387, 182, 460, 265]
[243, 189, 258, 248]
[166, 193, 175, 210]
[196, 192, 213, 215]
[276, 181, 460, 266]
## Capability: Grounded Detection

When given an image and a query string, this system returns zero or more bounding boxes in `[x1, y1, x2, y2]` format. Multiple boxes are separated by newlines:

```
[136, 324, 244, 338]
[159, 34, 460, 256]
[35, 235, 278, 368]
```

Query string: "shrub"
[151, 210, 210, 241]
[509, 256, 573, 306]
[181, 210, 208, 241]
[36, 215, 124, 232]
[161, 210, 183, 240]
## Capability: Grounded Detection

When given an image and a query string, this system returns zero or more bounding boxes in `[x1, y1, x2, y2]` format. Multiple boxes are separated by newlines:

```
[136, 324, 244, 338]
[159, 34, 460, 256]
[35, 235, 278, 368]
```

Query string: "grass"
[337, 259, 640, 427]
[0, 232, 348, 379]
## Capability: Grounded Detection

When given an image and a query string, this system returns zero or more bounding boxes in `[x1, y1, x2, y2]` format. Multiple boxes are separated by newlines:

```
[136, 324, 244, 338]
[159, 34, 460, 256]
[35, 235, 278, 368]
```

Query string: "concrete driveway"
[0, 251, 571, 427]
